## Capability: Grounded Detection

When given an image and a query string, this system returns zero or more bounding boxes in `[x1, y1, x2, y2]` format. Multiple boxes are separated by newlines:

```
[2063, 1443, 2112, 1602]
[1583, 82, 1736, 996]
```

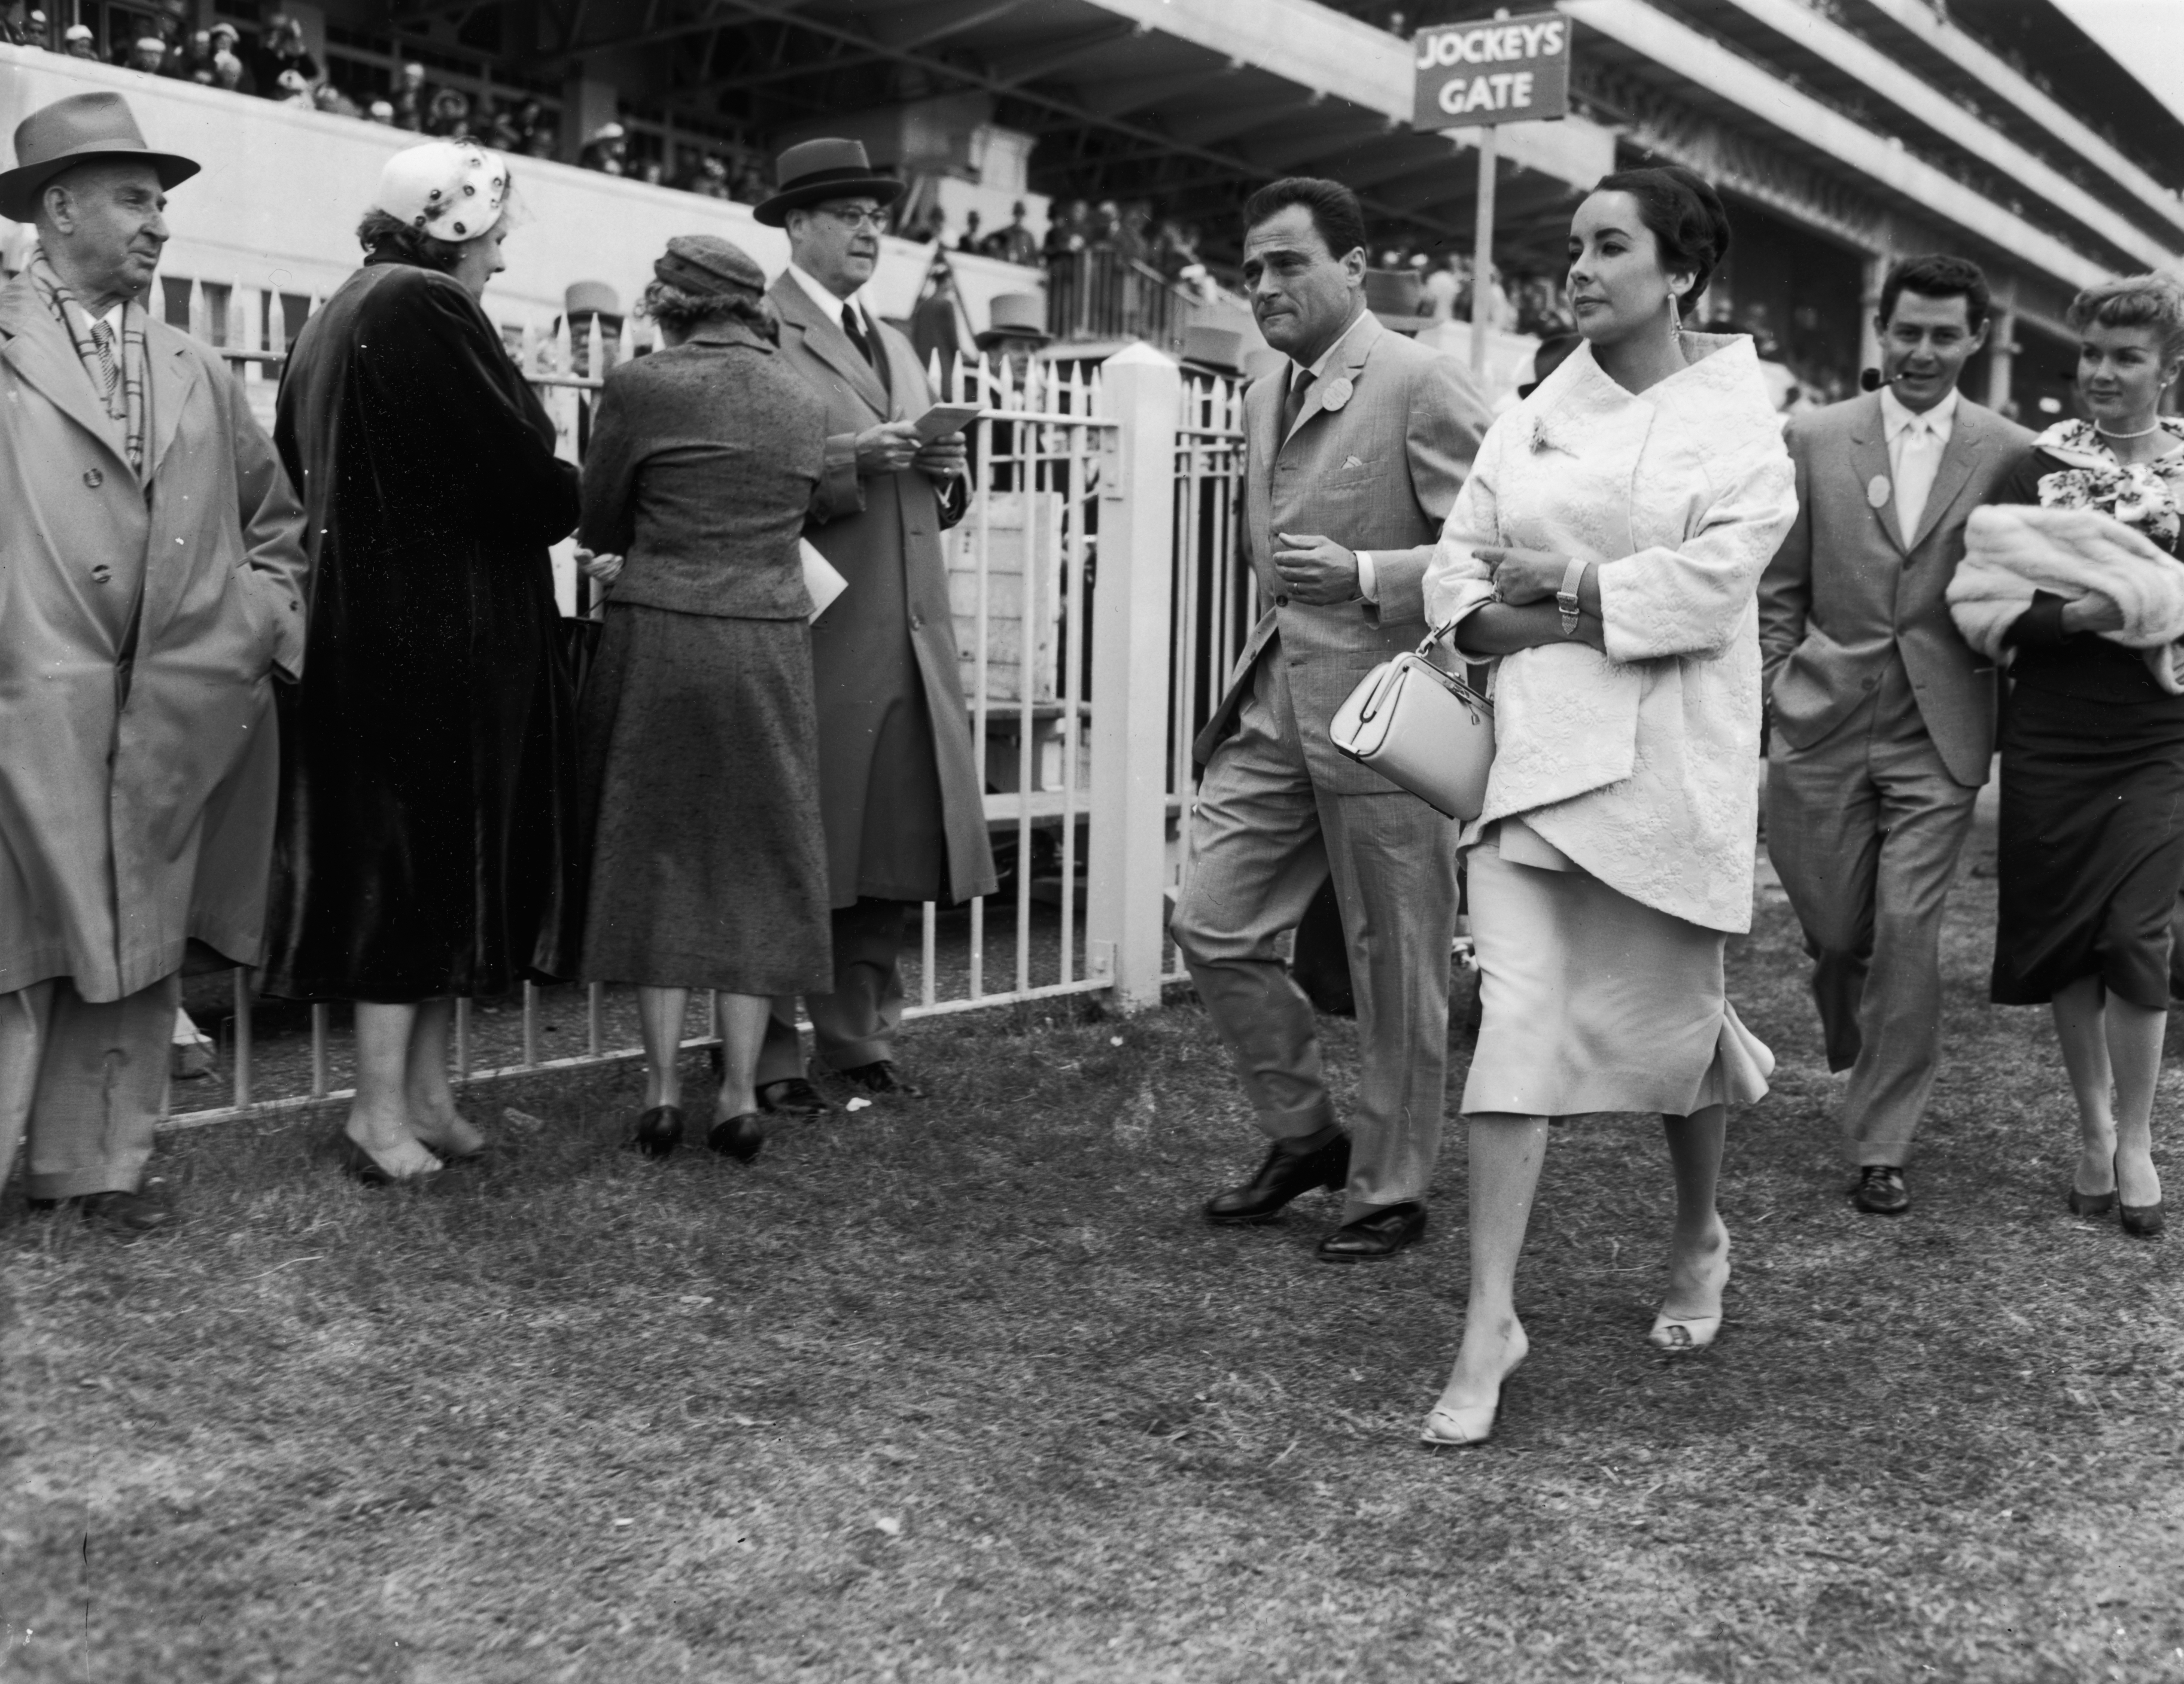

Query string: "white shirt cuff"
[1355, 550, 1378, 603]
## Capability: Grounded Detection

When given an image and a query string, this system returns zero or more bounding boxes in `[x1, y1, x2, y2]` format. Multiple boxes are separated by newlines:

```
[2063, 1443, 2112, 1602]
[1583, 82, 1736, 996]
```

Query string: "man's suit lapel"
[1845, 393, 1905, 559]
[1282, 310, 1380, 449]
[142, 325, 196, 484]
[771, 275, 891, 418]
[0, 285, 134, 477]
[1906, 403, 1988, 556]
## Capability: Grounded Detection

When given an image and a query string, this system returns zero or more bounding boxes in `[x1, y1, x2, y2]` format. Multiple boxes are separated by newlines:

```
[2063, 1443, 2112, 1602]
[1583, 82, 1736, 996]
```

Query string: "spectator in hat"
[390, 61, 429, 131]
[758, 137, 998, 1107]
[366, 99, 395, 126]
[159, 29, 207, 80]
[580, 122, 627, 175]
[275, 68, 313, 106]
[571, 235, 835, 1165]
[980, 200, 1039, 268]
[682, 153, 732, 200]
[61, 22, 95, 57]
[975, 291, 1048, 377]
[955, 209, 982, 255]
[425, 86, 472, 139]
[267, 139, 582, 1184]
[0, 91, 310, 1234]
[248, 12, 318, 99]
[123, 35, 165, 73]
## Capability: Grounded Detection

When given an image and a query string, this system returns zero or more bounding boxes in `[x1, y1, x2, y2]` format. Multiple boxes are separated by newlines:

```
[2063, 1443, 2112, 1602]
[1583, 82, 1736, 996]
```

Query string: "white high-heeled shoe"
[1419, 1327, 1529, 1448]
[1648, 1230, 1731, 1351]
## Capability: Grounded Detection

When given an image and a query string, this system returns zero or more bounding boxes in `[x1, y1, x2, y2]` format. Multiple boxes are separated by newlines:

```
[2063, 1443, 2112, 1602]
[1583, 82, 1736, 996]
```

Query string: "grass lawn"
[6, 820, 2184, 1682]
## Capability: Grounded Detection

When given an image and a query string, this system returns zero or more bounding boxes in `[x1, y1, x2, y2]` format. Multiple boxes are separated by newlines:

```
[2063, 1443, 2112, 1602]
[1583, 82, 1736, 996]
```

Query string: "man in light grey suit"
[1761, 255, 2032, 1216]
[1175, 177, 1490, 1262]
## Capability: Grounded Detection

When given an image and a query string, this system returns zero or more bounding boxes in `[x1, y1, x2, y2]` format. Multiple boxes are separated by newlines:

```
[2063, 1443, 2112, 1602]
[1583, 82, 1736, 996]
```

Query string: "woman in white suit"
[1418, 168, 1797, 1445]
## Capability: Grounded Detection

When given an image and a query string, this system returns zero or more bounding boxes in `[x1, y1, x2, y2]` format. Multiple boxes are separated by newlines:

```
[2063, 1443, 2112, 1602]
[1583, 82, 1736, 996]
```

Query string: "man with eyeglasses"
[757, 139, 996, 1117]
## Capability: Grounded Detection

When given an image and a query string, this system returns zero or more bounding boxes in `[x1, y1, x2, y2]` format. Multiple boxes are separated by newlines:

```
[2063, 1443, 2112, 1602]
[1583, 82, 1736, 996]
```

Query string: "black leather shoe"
[835, 1060, 922, 1099]
[632, 1106, 685, 1159]
[1316, 1200, 1426, 1262]
[707, 1112, 766, 1163]
[2122, 1200, 2166, 1239]
[759, 1077, 837, 1116]
[1203, 1134, 1351, 1226]
[29, 1187, 180, 1235]
[1852, 1166, 1909, 1216]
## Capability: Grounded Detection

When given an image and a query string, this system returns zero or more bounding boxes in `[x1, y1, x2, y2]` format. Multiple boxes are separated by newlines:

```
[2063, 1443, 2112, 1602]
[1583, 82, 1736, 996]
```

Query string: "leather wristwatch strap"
[1556, 557, 1587, 636]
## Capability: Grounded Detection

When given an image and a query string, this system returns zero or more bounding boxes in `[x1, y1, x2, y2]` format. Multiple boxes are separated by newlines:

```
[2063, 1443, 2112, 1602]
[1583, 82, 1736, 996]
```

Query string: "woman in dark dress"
[572, 236, 833, 1164]
[269, 141, 582, 1183]
[1974, 273, 2184, 1238]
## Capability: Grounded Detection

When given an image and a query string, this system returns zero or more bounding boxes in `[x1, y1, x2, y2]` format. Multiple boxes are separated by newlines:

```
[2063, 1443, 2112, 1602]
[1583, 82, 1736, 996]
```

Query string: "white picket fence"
[159, 276, 1253, 1131]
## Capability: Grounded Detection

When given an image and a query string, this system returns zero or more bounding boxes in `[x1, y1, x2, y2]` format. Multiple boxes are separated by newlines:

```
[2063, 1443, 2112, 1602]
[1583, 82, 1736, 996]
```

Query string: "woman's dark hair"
[638, 278, 775, 340]
[1587, 166, 1731, 312]
[1879, 255, 1991, 332]
[1239, 176, 1367, 264]
[355, 208, 466, 273]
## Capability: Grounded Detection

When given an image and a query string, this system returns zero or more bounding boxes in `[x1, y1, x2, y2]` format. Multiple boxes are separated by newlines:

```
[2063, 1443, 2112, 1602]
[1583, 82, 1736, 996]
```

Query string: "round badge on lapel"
[1321, 375, 1353, 413]
[1867, 474, 1892, 510]
[83, 467, 102, 488]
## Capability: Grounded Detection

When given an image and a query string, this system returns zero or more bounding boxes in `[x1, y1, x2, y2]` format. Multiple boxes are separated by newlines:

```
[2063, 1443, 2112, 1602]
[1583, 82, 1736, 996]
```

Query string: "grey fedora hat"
[753, 138, 904, 228]
[0, 92, 200, 223]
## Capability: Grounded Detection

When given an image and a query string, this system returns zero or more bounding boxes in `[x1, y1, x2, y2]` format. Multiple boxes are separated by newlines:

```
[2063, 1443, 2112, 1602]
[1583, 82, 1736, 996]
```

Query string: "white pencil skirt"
[1461, 839, 1773, 1119]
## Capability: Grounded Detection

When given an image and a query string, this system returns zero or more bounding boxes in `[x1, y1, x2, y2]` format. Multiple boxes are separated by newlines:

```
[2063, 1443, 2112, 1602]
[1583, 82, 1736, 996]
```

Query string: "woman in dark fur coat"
[268, 140, 581, 1183]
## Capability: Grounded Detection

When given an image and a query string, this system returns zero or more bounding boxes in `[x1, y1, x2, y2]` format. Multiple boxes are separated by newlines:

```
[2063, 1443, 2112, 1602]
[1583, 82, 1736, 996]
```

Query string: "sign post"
[1413, 11, 1573, 377]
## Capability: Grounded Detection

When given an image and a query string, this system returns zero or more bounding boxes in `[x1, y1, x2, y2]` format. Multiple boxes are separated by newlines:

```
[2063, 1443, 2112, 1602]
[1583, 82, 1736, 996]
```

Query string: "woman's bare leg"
[401, 998, 480, 1153]
[1660, 1104, 1729, 1320]
[637, 986, 691, 1110]
[2104, 995, 2165, 1209]
[713, 992, 771, 1120]
[348, 1002, 441, 1177]
[2052, 976, 2119, 1195]
[1433, 1112, 1549, 1412]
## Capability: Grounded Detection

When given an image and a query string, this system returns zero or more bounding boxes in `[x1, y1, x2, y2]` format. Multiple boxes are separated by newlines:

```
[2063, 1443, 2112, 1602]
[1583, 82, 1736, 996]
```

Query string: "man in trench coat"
[753, 139, 997, 1109]
[0, 93, 310, 1231]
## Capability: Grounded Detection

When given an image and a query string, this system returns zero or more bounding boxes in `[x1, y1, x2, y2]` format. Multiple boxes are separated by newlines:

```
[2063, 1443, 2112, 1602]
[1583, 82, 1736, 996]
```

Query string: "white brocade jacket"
[1422, 333, 1797, 933]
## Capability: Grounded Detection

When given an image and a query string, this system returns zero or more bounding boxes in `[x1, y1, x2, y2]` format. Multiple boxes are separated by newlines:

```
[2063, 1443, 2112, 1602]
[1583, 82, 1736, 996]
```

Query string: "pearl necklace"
[2095, 419, 2167, 440]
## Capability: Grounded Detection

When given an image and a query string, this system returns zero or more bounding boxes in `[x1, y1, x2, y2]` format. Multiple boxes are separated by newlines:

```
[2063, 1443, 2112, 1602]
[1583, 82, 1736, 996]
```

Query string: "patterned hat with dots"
[373, 140, 510, 244]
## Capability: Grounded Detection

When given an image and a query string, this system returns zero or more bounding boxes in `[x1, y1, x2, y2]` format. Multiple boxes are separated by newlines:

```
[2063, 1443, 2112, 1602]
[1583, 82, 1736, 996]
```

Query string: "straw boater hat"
[753, 138, 904, 228]
[563, 280, 622, 322]
[0, 92, 199, 222]
[1178, 324, 1245, 377]
[975, 292, 1049, 351]
[1363, 268, 1434, 334]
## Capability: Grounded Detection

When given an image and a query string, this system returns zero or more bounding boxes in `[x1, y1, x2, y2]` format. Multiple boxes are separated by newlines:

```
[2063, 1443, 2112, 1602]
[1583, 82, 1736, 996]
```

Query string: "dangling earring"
[1668, 290, 1683, 342]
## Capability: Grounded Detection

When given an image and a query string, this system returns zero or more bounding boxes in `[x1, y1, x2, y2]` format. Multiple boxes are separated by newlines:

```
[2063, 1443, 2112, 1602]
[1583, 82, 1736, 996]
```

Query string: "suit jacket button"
[83, 467, 102, 488]
[910, 614, 924, 631]
[1275, 594, 1291, 606]
[90, 564, 112, 584]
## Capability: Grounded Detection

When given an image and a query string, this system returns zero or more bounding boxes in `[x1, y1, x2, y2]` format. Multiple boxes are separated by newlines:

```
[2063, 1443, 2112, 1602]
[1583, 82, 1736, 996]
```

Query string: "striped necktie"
[86, 317, 122, 416]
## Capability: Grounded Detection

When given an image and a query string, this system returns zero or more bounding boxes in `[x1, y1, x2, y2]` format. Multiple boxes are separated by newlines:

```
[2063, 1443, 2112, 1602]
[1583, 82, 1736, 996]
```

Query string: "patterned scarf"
[26, 246, 150, 476]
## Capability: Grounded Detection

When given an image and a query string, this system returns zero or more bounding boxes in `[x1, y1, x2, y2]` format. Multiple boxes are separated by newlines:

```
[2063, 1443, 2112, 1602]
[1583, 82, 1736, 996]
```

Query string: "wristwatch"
[1556, 558, 1587, 636]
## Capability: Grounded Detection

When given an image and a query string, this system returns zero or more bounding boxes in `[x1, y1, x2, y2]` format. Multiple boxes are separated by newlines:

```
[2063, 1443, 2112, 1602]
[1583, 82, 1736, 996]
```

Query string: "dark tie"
[1282, 366, 1315, 437]
[841, 303, 875, 369]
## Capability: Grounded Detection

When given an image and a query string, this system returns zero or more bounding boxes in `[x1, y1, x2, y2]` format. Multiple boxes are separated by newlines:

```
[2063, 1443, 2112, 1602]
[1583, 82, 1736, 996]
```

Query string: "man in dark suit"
[1173, 177, 1491, 1262]
[755, 139, 997, 1113]
[1760, 255, 2033, 1216]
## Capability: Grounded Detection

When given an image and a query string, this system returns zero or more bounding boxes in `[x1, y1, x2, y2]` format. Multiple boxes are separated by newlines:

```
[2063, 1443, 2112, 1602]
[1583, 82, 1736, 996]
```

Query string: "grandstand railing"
[160, 282, 1225, 1131]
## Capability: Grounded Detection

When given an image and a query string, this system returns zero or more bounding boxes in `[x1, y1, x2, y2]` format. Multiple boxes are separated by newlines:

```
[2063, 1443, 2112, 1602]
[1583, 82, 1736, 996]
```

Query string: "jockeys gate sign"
[1412, 11, 1573, 126]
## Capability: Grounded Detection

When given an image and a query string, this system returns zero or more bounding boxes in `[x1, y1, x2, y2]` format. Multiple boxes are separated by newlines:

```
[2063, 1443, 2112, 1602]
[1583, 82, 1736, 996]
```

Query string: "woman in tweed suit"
[574, 236, 833, 1164]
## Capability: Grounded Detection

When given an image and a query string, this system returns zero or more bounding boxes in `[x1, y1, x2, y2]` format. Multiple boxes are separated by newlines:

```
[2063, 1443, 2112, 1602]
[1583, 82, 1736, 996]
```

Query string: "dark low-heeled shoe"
[707, 1112, 765, 1163]
[2122, 1201, 2165, 1238]
[2069, 1185, 2116, 1218]
[632, 1106, 685, 1160]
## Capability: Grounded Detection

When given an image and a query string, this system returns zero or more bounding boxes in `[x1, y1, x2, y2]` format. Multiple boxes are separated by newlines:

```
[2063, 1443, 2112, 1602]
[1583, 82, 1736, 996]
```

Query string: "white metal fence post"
[1087, 342, 1181, 1014]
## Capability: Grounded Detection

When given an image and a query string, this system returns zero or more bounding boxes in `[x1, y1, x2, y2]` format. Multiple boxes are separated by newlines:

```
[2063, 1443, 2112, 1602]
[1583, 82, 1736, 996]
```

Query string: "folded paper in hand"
[801, 539, 847, 623]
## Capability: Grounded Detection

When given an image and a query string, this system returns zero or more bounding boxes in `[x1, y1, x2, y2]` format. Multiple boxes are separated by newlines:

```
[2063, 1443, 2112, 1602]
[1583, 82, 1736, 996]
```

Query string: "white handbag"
[1328, 624, 1495, 820]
